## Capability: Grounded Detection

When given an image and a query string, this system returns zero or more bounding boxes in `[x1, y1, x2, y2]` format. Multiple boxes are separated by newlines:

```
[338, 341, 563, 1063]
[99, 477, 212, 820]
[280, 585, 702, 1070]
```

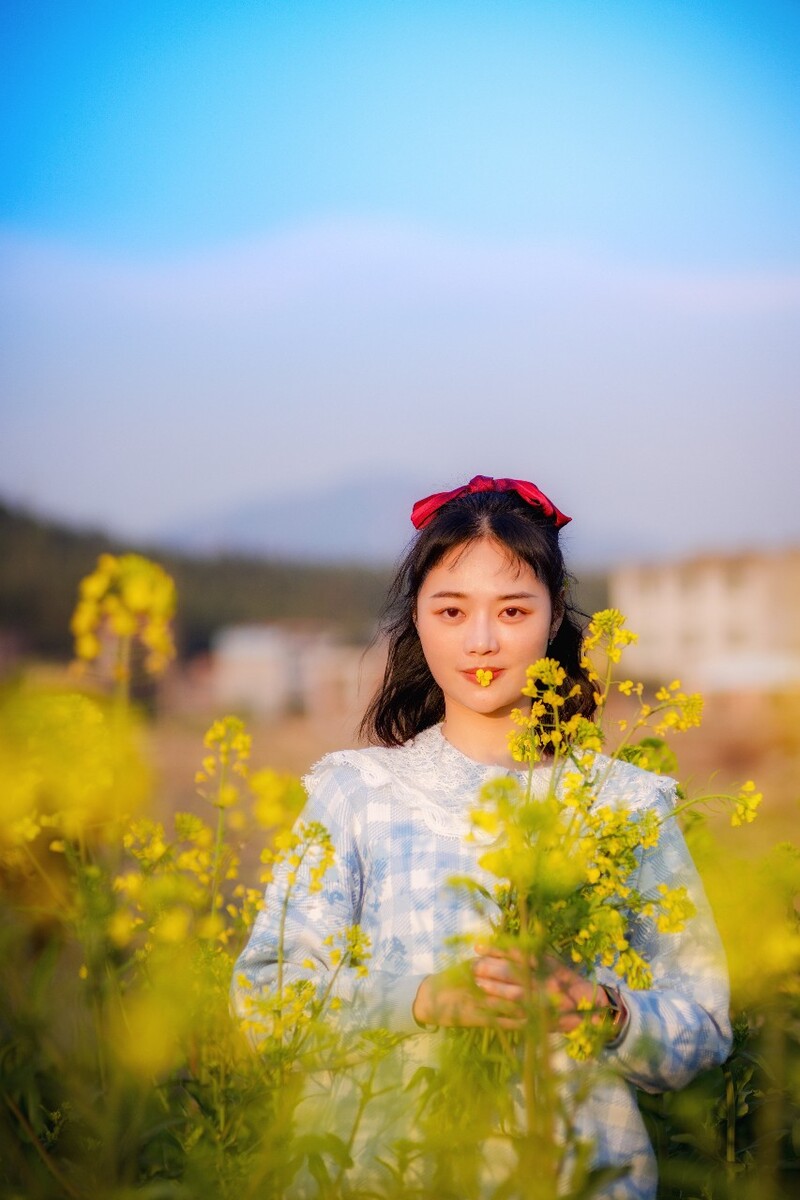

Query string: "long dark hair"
[360, 487, 596, 746]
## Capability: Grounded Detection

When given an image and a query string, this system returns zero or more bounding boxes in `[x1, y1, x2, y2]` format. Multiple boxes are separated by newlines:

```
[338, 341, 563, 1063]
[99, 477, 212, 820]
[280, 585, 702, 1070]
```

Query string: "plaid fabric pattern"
[233, 725, 732, 1199]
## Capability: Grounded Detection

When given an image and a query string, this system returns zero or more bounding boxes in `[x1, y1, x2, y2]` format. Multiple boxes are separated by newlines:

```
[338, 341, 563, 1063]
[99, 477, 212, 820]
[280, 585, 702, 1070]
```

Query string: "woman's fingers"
[472, 957, 526, 1003]
[473, 977, 525, 1009]
[475, 943, 529, 963]
[474, 975, 522, 999]
[472, 946, 603, 1031]
[474, 943, 540, 971]
[473, 954, 522, 983]
[472, 954, 529, 1019]
[413, 965, 526, 1028]
[416, 950, 606, 1033]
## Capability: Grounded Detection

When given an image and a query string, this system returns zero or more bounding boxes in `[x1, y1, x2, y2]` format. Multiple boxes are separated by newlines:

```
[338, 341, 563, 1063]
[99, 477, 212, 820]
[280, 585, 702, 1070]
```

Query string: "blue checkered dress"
[233, 724, 731, 1199]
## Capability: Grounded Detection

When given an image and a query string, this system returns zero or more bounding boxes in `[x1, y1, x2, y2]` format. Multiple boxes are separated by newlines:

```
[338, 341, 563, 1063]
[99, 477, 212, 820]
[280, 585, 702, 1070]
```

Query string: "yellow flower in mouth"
[475, 668, 494, 688]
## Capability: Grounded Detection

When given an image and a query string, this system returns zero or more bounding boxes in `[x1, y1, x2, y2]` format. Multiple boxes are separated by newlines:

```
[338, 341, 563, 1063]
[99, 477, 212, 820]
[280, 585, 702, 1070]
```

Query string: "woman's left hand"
[472, 945, 613, 1033]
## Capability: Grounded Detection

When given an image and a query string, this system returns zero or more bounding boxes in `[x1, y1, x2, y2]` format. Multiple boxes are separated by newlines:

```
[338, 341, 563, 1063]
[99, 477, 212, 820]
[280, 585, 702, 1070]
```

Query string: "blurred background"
[1, 0, 798, 840]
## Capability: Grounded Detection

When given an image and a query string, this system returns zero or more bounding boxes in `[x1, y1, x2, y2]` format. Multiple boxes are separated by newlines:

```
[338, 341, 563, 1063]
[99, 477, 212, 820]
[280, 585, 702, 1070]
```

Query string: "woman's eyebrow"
[499, 592, 538, 601]
[426, 590, 539, 600]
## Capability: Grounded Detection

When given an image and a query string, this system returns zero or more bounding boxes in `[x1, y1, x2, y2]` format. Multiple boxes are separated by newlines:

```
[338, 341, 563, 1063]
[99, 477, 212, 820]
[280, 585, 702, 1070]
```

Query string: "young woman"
[233, 475, 731, 1199]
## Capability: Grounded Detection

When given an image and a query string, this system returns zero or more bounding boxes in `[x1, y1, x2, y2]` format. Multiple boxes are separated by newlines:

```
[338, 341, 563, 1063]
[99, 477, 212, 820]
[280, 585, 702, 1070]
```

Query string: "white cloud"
[4, 219, 800, 320]
[1, 219, 798, 556]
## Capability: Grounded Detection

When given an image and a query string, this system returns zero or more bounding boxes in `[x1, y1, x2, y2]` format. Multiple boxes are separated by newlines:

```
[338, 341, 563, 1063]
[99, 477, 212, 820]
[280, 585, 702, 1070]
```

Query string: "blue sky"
[4, 0, 800, 262]
[1, 0, 799, 561]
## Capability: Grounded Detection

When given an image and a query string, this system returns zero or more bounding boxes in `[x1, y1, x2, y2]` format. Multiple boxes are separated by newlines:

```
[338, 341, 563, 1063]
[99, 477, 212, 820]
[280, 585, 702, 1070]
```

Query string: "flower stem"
[209, 761, 228, 919]
[114, 634, 132, 709]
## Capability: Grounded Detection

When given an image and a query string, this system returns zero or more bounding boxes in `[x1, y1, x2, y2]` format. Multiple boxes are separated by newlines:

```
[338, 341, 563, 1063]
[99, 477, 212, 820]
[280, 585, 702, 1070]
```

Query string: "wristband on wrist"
[602, 985, 628, 1043]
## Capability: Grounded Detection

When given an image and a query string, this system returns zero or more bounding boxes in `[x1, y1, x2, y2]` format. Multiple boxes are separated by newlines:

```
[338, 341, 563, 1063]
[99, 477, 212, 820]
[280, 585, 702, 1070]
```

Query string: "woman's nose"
[464, 616, 499, 655]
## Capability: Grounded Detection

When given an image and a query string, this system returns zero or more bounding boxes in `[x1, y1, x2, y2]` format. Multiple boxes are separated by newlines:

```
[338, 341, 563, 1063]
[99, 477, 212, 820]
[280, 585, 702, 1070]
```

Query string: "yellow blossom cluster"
[580, 609, 639, 715]
[195, 715, 251, 808]
[71, 552, 176, 675]
[651, 680, 704, 736]
[463, 607, 763, 1063]
[245, 922, 371, 1047]
[469, 767, 692, 1020]
[564, 1004, 604, 1061]
[507, 679, 603, 765]
[236, 972, 318, 1043]
[117, 818, 213, 946]
[732, 780, 763, 826]
[0, 687, 149, 868]
[581, 608, 639, 666]
[250, 767, 307, 829]
[261, 819, 336, 892]
[113, 797, 265, 952]
[236, 882, 366, 1054]
[651, 883, 696, 934]
[106, 714, 303, 955]
[324, 923, 372, 978]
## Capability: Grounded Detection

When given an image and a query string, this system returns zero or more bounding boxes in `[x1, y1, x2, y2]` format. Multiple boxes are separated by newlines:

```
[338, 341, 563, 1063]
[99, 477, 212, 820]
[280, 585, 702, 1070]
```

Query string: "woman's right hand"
[412, 955, 527, 1029]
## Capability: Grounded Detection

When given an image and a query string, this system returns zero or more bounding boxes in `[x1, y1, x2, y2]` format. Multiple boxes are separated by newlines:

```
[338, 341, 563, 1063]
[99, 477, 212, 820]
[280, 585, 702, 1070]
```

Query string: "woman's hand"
[474, 945, 614, 1033]
[412, 957, 527, 1029]
[412, 946, 617, 1034]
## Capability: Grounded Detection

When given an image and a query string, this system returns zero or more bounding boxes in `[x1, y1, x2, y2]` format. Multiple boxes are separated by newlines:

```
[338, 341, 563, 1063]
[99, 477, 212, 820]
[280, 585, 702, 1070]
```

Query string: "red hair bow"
[410, 475, 571, 530]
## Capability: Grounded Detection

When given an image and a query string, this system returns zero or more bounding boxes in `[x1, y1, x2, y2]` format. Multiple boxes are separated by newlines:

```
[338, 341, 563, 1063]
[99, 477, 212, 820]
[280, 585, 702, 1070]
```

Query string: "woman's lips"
[461, 668, 504, 685]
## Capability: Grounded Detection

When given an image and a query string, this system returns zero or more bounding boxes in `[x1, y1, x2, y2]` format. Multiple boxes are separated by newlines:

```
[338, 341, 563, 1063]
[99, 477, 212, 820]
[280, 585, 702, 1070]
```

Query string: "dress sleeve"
[231, 762, 425, 1040]
[599, 782, 733, 1093]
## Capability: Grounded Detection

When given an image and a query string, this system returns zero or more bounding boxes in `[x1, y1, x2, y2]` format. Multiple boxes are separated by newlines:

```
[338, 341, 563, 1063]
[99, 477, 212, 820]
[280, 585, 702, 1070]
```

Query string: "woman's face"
[415, 537, 557, 724]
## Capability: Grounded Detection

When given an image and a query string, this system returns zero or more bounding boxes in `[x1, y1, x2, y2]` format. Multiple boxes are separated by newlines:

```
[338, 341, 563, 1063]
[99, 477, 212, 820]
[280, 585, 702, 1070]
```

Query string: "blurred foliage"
[9, 541, 796, 1200]
[1, 676, 798, 1198]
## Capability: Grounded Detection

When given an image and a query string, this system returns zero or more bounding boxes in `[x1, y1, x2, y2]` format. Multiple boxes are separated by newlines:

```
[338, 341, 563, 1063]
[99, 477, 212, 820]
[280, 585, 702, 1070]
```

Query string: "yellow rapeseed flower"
[654, 884, 696, 934]
[0, 688, 149, 847]
[250, 768, 306, 829]
[732, 780, 763, 826]
[70, 552, 177, 676]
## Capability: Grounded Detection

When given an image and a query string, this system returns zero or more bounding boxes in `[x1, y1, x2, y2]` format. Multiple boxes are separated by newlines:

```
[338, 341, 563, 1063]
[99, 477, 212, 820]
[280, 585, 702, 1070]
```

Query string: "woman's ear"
[549, 597, 565, 641]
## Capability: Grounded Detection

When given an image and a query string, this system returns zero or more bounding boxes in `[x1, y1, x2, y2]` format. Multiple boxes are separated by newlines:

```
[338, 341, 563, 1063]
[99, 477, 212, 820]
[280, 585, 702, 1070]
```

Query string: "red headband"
[410, 475, 571, 531]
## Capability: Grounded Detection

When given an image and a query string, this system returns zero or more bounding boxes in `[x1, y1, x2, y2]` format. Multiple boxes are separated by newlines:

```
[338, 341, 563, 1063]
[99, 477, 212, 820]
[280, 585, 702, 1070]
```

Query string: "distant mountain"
[159, 475, 430, 564]
[159, 474, 633, 572]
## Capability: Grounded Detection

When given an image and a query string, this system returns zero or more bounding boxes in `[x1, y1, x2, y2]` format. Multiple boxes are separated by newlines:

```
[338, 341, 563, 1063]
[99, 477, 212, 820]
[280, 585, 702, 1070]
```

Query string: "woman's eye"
[440, 607, 462, 619]
[503, 607, 525, 618]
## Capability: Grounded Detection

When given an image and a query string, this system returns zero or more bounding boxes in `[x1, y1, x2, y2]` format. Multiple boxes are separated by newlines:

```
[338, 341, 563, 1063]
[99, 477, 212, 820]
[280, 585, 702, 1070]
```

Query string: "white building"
[210, 623, 385, 728]
[211, 624, 325, 718]
[610, 548, 800, 692]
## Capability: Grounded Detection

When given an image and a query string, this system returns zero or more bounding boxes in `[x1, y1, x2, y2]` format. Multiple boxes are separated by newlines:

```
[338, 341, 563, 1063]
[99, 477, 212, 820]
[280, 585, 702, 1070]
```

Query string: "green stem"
[275, 855, 303, 1006]
[518, 891, 537, 1125]
[518, 893, 559, 1199]
[114, 634, 132, 709]
[724, 1064, 736, 1170]
[209, 761, 229, 919]
[274, 845, 312, 1063]
[22, 842, 65, 906]
[658, 791, 742, 827]
[333, 1057, 380, 1189]
[3, 1093, 83, 1200]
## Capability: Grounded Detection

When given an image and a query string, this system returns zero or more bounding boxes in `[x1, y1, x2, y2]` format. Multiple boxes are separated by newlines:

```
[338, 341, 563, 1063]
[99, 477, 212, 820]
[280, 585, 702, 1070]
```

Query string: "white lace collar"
[406, 723, 552, 802]
[317, 724, 553, 840]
